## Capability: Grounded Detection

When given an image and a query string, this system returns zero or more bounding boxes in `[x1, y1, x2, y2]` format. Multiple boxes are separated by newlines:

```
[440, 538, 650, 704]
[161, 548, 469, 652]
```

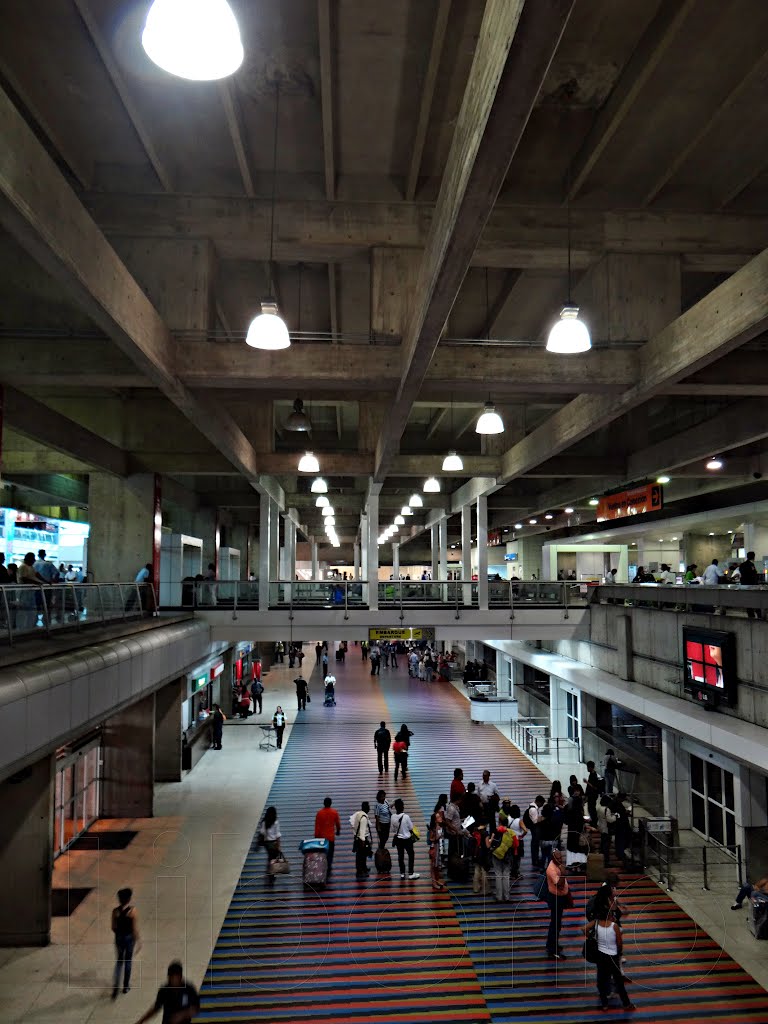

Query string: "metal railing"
[642, 827, 743, 892]
[593, 582, 768, 617]
[510, 717, 551, 761]
[0, 583, 157, 645]
[189, 578, 589, 618]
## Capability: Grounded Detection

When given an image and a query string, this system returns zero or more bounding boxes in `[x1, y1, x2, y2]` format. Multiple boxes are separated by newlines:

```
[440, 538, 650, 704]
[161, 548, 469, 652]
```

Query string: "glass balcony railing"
[0, 583, 157, 646]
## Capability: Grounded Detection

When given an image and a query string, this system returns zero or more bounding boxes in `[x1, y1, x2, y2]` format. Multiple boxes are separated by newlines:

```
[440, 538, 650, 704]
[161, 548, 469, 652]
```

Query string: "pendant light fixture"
[409, 493, 423, 508]
[142, 0, 243, 81]
[285, 397, 311, 432]
[400, 505, 413, 516]
[546, 177, 591, 354]
[246, 83, 290, 350]
[324, 517, 335, 527]
[394, 514, 405, 525]
[706, 456, 724, 470]
[322, 505, 335, 517]
[310, 477, 328, 494]
[315, 495, 329, 508]
[442, 395, 464, 471]
[476, 401, 504, 435]
[297, 452, 319, 473]
[423, 477, 441, 493]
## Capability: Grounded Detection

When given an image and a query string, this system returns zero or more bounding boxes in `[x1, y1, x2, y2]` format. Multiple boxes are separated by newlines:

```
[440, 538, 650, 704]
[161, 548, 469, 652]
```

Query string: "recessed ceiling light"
[450, 544, 456, 549]
[706, 456, 724, 471]
[709, 532, 715, 536]
[529, 518, 537, 525]
[564, 507, 574, 514]
[672, 536, 678, 541]
[659, 539, 664, 543]
[514, 523, 523, 530]
[545, 513, 553, 520]
[589, 498, 599, 506]
[657, 475, 670, 485]
[503, 528, 509, 533]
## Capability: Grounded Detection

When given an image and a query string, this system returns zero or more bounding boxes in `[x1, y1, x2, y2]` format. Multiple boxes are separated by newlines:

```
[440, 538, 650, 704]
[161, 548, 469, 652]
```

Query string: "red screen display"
[685, 639, 724, 689]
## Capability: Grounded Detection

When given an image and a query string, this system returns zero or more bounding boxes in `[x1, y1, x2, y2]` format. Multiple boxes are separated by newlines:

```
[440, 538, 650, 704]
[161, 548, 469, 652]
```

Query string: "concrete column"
[353, 542, 361, 581]
[269, 500, 280, 582]
[496, 651, 510, 697]
[361, 519, 369, 587]
[286, 516, 297, 579]
[430, 525, 439, 579]
[662, 730, 691, 827]
[461, 505, 472, 606]
[259, 492, 272, 608]
[193, 506, 218, 574]
[476, 496, 489, 610]
[366, 496, 379, 610]
[311, 539, 319, 580]
[154, 678, 184, 783]
[438, 518, 448, 580]
[392, 542, 400, 579]
[88, 473, 156, 582]
[101, 693, 155, 818]
[0, 754, 54, 946]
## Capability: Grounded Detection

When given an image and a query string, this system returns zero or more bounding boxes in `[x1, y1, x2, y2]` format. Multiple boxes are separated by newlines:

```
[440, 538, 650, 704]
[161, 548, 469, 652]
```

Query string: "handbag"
[583, 927, 598, 963]
[268, 854, 291, 875]
[306, 692, 311, 703]
[411, 826, 421, 843]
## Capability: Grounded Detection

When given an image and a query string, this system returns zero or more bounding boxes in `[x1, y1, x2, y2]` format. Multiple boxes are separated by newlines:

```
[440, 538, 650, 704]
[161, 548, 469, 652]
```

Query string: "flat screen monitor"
[683, 626, 737, 708]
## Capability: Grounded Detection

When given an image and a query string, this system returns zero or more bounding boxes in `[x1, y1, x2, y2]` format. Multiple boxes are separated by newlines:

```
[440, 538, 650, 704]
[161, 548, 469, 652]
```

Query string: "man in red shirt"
[314, 797, 341, 873]
[450, 768, 466, 808]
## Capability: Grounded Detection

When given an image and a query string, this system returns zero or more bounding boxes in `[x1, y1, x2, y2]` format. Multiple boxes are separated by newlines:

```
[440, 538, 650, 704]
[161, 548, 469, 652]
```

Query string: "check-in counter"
[470, 696, 518, 723]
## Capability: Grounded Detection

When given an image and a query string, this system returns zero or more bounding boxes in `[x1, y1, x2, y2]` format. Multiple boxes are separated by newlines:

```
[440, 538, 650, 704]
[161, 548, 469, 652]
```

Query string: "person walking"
[584, 760, 601, 825]
[111, 887, 139, 999]
[585, 910, 635, 1011]
[374, 721, 391, 773]
[390, 643, 398, 669]
[391, 798, 420, 880]
[392, 736, 408, 781]
[314, 797, 341, 873]
[361, 641, 369, 661]
[428, 806, 447, 891]
[369, 644, 381, 675]
[210, 704, 225, 750]
[545, 849, 571, 959]
[596, 794, 617, 867]
[258, 806, 283, 885]
[604, 750, 619, 794]
[350, 801, 373, 879]
[315, 642, 323, 666]
[408, 649, 419, 677]
[373, 789, 392, 848]
[133, 960, 199, 1024]
[321, 649, 329, 675]
[272, 706, 286, 749]
[294, 673, 308, 711]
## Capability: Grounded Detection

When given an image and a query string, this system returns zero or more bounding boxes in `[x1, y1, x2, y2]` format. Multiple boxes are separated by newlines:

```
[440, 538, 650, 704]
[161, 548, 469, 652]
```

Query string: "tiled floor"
[2, 643, 768, 1023]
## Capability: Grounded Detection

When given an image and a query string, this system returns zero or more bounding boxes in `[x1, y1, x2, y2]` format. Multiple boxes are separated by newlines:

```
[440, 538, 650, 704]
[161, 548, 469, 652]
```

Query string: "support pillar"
[353, 542, 361, 581]
[88, 473, 159, 583]
[259, 493, 272, 608]
[392, 542, 400, 579]
[476, 495, 488, 611]
[461, 504, 472, 606]
[430, 525, 439, 579]
[366, 495, 379, 610]
[311, 539, 319, 580]
[662, 730, 691, 828]
[101, 693, 155, 818]
[361, 520, 369, 589]
[0, 753, 54, 946]
[438, 518, 448, 580]
[154, 678, 184, 783]
[268, 500, 280, 583]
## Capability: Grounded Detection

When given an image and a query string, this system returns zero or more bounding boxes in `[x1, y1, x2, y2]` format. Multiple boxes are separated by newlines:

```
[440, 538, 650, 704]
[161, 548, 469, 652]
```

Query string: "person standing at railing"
[738, 551, 764, 620]
[204, 562, 217, 606]
[0, 553, 9, 584]
[18, 552, 44, 631]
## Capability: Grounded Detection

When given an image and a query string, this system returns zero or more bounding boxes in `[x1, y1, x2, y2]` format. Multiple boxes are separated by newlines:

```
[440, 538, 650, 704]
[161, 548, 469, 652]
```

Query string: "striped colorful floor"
[199, 650, 768, 1023]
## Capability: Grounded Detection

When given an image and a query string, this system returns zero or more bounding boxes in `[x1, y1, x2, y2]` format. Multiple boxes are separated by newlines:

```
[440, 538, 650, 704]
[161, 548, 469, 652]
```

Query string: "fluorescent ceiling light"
[442, 451, 464, 471]
[476, 403, 504, 435]
[142, 0, 244, 81]
[546, 305, 591, 354]
[423, 477, 441, 493]
[298, 451, 319, 473]
[310, 477, 328, 494]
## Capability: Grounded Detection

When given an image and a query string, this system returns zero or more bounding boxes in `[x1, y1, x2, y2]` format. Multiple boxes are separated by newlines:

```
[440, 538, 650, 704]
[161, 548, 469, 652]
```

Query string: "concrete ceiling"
[2, 0, 768, 557]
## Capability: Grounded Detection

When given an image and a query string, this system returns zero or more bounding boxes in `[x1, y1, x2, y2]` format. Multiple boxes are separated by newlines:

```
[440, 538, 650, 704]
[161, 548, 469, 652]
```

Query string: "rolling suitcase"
[303, 850, 328, 889]
[374, 847, 392, 874]
[447, 852, 471, 882]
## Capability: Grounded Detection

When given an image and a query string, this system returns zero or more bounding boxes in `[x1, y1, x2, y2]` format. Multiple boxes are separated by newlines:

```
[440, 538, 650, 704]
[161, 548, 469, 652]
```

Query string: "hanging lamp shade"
[423, 477, 441, 493]
[324, 516, 335, 527]
[321, 505, 335, 517]
[142, 0, 243, 81]
[442, 450, 464, 471]
[546, 305, 591, 354]
[394, 515, 405, 525]
[310, 477, 328, 493]
[408, 493, 423, 508]
[315, 495, 329, 508]
[401, 505, 413, 516]
[476, 402, 504, 435]
[297, 451, 319, 473]
[246, 301, 290, 350]
[285, 397, 311, 432]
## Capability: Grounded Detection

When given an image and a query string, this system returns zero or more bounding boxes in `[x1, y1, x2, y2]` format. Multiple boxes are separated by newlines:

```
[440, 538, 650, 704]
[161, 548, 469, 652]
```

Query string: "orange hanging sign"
[597, 484, 663, 522]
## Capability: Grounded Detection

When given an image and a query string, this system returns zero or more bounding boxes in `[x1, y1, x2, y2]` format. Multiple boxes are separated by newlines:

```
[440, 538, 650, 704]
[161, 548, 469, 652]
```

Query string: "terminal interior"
[3, 1, 768, 1021]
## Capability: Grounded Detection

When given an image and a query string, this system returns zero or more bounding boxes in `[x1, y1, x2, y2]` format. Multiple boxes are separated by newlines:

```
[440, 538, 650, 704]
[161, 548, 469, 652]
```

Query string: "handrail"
[0, 583, 157, 646]
[593, 581, 768, 616]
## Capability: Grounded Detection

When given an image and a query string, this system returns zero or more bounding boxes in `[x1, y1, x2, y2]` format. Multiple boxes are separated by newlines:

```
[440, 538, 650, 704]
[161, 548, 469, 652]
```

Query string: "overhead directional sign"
[368, 627, 435, 642]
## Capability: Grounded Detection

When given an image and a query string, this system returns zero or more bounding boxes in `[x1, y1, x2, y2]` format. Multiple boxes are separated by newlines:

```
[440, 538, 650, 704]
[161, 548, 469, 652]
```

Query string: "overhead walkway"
[199, 651, 768, 1024]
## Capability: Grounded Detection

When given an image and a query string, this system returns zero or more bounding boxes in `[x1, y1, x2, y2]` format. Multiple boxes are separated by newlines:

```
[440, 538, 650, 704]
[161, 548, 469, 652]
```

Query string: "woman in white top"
[585, 912, 634, 1011]
[391, 798, 420, 880]
[258, 806, 283, 885]
[505, 805, 528, 879]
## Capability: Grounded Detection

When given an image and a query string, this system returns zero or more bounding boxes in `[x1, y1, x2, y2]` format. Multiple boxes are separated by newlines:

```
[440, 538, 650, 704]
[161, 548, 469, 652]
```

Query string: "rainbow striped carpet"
[199, 651, 768, 1023]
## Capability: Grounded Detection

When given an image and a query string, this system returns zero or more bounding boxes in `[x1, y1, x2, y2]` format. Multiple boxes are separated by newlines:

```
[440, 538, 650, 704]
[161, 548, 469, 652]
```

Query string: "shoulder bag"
[582, 923, 598, 963]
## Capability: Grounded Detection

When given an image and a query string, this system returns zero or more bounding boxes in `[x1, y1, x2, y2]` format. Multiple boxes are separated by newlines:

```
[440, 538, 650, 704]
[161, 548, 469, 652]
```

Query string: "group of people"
[372, 721, 414, 779]
[0, 549, 89, 628]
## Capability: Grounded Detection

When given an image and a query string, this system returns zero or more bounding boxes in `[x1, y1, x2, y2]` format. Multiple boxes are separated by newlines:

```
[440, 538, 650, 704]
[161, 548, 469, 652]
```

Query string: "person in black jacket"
[373, 721, 391, 773]
[739, 550, 764, 620]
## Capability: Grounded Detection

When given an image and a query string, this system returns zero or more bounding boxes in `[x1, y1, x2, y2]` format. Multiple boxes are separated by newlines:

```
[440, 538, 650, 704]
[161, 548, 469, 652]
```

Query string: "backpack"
[523, 804, 536, 829]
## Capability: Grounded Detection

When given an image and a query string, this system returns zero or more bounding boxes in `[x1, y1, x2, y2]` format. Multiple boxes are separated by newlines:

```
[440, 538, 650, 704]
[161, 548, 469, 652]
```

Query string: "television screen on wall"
[683, 627, 737, 708]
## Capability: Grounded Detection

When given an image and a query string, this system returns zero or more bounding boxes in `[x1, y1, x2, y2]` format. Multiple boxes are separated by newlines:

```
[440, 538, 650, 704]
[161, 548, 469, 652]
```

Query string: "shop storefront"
[53, 732, 102, 858]
[182, 656, 226, 770]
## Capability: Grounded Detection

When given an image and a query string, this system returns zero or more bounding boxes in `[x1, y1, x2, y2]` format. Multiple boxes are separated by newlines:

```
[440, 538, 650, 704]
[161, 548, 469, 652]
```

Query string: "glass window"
[724, 771, 735, 811]
[726, 813, 736, 848]
[706, 762, 723, 804]
[708, 804, 724, 844]
[690, 755, 704, 794]
[691, 793, 706, 833]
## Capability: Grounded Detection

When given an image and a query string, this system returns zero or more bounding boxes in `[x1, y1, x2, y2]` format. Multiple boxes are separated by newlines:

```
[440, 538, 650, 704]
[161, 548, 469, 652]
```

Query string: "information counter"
[470, 696, 518, 723]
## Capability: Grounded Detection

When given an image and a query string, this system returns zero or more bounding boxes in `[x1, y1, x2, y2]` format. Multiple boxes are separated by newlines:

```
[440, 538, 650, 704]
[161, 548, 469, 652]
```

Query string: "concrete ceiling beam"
[405, 0, 451, 202]
[373, 0, 575, 481]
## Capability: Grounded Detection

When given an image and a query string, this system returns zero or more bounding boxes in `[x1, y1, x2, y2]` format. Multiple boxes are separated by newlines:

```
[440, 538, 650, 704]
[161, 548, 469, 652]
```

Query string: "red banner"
[597, 484, 662, 522]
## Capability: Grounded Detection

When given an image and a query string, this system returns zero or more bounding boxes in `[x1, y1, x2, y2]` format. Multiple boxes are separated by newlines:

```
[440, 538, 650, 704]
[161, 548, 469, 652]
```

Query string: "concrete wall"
[0, 619, 214, 782]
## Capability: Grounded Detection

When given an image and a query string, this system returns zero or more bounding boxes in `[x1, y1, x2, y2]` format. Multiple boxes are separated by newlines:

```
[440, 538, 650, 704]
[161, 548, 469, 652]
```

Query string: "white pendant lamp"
[706, 456, 724, 470]
[298, 451, 319, 473]
[315, 495, 329, 508]
[476, 402, 504, 435]
[442, 450, 464, 471]
[394, 514, 405, 525]
[401, 505, 413, 516]
[423, 477, 441, 493]
[408, 493, 423, 508]
[285, 397, 312, 432]
[322, 505, 335, 517]
[311, 477, 328, 493]
[142, 0, 243, 81]
[546, 305, 591, 354]
[245, 84, 290, 350]
[546, 186, 591, 354]
[324, 517, 335, 527]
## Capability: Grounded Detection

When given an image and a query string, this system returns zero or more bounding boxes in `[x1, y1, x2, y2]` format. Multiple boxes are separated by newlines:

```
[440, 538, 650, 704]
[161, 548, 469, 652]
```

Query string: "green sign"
[195, 674, 207, 690]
